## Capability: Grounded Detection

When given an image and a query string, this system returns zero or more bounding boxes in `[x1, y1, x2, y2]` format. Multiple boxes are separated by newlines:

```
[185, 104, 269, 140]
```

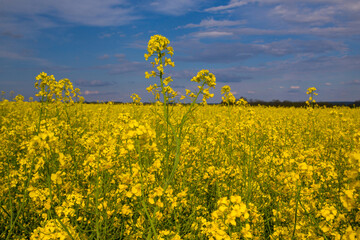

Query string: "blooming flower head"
[306, 87, 318, 105]
[130, 93, 142, 104]
[34, 72, 83, 103]
[144, 35, 173, 60]
[306, 87, 318, 95]
[221, 85, 231, 94]
[221, 85, 236, 105]
[191, 70, 216, 88]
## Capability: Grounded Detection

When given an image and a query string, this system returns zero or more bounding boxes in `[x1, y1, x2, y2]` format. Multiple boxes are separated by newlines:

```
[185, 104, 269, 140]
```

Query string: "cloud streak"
[148, 0, 205, 16]
[0, 0, 139, 37]
[179, 18, 245, 29]
[205, 0, 250, 12]
[175, 38, 347, 63]
[75, 79, 116, 87]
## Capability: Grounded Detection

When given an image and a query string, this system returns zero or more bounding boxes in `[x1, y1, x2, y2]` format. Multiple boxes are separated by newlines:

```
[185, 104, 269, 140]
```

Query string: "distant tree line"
[220, 98, 360, 108]
[83, 99, 360, 107]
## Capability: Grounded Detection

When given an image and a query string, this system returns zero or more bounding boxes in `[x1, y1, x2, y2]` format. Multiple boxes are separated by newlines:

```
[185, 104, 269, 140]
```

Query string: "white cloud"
[272, 5, 335, 26]
[150, 0, 204, 16]
[179, 18, 245, 29]
[344, 79, 360, 85]
[95, 53, 146, 74]
[0, 0, 138, 37]
[340, 0, 360, 12]
[175, 38, 347, 64]
[0, 49, 50, 66]
[98, 54, 110, 60]
[290, 86, 300, 89]
[114, 54, 126, 60]
[84, 90, 100, 95]
[204, 0, 360, 36]
[205, 0, 251, 12]
[75, 79, 115, 87]
[193, 31, 234, 38]
[99, 32, 126, 39]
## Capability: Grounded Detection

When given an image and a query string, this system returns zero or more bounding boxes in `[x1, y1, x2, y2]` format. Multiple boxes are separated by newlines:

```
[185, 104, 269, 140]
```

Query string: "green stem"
[291, 180, 301, 239]
[53, 212, 75, 240]
[161, 82, 204, 191]
[37, 96, 45, 133]
[5, 157, 35, 240]
[141, 200, 158, 239]
[95, 155, 101, 239]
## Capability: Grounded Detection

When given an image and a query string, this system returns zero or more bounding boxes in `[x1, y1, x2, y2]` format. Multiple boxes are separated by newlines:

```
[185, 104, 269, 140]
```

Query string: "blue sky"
[1, 0, 359, 102]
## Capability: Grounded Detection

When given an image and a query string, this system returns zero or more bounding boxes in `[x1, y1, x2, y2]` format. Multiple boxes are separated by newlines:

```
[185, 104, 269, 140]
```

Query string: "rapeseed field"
[1, 35, 359, 239]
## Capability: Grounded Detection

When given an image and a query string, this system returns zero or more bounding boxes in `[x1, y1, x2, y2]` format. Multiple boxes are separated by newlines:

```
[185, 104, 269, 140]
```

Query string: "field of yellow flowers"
[1, 98, 360, 239]
[1, 35, 360, 239]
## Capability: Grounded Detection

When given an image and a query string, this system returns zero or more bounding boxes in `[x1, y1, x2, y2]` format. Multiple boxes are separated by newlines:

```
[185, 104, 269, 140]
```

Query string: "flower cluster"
[35, 72, 84, 103]
[144, 34, 173, 61]
[221, 85, 236, 105]
[130, 93, 142, 104]
[199, 196, 254, 239]
[306, 87, 318, 106]
[144, 35, 174, 78]
[143, 35, 177, 103]
[187, 70, 216, 104]
[191, 69, 216, 88]
[306, 87, 318, 95]
[142, 35, 216, 105]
